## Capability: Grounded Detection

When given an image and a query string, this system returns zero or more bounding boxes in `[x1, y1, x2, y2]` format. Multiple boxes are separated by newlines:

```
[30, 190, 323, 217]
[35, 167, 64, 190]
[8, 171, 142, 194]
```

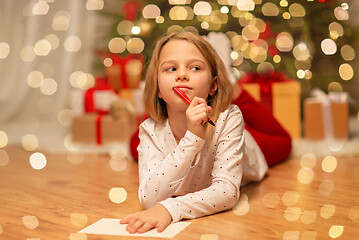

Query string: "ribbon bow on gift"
[106, 53, 144, 91]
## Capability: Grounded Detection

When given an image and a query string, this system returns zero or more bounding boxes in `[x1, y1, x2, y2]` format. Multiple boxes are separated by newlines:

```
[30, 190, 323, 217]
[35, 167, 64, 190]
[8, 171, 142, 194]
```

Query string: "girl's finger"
[191, 103, 209, 115]
[190, 97, 206, 106]
[128, 219, 144, 233]
[137, 222, 155, 233]
[120, 215, 132, 224]
[156, 221, 167, 232]
[125, 215, 139, 231]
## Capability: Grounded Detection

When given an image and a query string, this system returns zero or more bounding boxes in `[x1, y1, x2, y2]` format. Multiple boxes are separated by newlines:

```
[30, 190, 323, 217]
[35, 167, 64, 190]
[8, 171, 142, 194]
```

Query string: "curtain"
[0, 0, 98, 150]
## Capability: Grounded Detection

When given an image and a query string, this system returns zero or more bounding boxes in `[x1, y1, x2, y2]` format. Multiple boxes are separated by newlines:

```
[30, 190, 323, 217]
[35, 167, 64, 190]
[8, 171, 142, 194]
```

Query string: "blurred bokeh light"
[0, 131, 9, 148]
[22, 215, 39, 229]
[0, 42, 10, 59]
[109, 187, 127, 204]
[29, 152, 47, 170]
[0, 149, 9, 167]
[21, 134, 38, 151]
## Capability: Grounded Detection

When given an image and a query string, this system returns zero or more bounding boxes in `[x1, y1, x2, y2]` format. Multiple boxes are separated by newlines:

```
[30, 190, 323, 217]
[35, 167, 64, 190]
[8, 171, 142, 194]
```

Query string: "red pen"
[173, 86, 215, 126]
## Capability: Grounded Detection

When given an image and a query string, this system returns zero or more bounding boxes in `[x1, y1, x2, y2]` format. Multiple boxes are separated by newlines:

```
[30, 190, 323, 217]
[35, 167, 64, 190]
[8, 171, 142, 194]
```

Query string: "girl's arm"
[160, 106, 245, 222]
[137, 120, 206, 209]
[120, 120, 207, 233]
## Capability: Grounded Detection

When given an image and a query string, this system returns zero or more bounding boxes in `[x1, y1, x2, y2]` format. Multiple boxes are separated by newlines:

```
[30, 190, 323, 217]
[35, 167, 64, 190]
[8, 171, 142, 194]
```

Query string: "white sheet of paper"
[79, 218, 191, 238]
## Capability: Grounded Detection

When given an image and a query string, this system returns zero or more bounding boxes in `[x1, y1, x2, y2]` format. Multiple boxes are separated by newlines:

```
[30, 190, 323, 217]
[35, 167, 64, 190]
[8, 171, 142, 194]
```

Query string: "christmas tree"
[96, 0, 358, 103]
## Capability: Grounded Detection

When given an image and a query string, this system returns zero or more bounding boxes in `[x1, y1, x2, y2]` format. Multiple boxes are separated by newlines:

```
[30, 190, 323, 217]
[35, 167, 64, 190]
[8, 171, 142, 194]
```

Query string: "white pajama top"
[137, 104, 268, 222]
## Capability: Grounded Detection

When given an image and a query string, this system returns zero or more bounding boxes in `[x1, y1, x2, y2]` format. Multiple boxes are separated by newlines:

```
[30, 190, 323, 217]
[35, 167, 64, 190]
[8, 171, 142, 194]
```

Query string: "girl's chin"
[166, 103, 188, 112]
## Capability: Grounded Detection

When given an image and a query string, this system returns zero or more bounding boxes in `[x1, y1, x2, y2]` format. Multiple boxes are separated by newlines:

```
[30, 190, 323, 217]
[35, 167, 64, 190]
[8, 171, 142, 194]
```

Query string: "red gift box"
[84, 77, 117, 114]
[238, 71, 301, 138]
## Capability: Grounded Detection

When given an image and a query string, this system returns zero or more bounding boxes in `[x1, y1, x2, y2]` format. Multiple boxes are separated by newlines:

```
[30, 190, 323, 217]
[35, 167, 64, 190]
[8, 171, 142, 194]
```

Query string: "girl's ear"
[209, 76, 218, 96]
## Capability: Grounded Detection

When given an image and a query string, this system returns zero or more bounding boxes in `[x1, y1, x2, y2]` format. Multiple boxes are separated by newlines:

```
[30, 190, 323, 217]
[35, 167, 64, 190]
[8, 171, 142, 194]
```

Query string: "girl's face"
[157, 39, 217, 112]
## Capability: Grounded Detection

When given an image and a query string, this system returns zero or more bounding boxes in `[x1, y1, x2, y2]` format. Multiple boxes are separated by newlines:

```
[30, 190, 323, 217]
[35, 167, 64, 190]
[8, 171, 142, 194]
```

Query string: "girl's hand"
[186, 97, 212, 139]
[120, 204, 172, 234]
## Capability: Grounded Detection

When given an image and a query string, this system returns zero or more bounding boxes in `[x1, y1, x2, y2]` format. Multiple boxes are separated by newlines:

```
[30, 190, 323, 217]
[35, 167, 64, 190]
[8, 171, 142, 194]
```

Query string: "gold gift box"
[304, 98, 348, 140]
[72, 113, 136, 144]
[241, 81, 301, 138]
[105, 58, 143, 91]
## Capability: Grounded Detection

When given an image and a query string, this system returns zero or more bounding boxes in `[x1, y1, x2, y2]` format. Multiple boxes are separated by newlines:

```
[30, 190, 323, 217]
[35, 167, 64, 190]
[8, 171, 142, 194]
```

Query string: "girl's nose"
[176, 73, 188, 81]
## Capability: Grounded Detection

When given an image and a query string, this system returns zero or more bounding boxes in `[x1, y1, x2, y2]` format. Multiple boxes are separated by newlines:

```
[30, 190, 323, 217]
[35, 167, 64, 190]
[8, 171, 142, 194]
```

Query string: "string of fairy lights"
[0, 0, 356, 96]
[100, 0, 356, 96]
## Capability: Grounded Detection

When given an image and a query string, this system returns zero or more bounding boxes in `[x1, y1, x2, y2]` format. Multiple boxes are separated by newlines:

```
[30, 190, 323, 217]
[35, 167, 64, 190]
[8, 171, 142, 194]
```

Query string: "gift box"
[119, 88, 143, 113]
[70, 78, 119, 115]
[304, 90, 348, 140]
[84, 77, 118, 114]
[105, 53, 144, 91]
[239, 71, 301, 138]
[72, 113, 136, 145]
[117, 82, 145, 126]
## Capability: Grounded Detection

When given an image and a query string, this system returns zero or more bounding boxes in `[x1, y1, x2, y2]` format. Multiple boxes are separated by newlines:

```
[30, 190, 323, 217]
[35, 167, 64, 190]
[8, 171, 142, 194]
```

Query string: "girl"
[120, 32, 269, 233]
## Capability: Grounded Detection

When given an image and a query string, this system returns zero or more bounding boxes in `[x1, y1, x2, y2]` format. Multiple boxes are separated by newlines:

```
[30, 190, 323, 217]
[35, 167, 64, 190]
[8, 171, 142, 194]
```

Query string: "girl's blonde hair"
[144, 31, 233, 125]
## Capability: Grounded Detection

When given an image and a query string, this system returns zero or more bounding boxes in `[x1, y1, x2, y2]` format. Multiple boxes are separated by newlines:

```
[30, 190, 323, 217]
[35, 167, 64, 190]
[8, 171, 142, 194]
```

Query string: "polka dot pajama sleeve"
[137, 126, 206, 210]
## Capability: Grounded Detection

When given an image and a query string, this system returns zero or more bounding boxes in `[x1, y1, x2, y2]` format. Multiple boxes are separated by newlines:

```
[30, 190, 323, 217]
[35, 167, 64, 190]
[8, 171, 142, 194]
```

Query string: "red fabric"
[130, 127, 140, 161]
[129, 87, 292, 166]
[232, 88, 292, 166]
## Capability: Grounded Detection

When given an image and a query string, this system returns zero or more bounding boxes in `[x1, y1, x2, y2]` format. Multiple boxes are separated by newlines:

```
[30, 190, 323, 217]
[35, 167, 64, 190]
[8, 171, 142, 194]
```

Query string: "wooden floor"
[0, 145, 358, 240]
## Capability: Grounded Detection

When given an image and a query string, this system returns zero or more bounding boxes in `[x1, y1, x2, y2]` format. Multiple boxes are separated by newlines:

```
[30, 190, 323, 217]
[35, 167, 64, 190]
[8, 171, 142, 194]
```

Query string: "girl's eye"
[190, 66, 200, 71]
[166, 67, 176, 72]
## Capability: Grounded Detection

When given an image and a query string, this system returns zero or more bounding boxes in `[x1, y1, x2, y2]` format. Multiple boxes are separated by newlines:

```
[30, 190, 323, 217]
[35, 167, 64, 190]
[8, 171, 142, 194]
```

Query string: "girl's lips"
[177, 87, 191, 94]
[175, 86, 192, 91]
